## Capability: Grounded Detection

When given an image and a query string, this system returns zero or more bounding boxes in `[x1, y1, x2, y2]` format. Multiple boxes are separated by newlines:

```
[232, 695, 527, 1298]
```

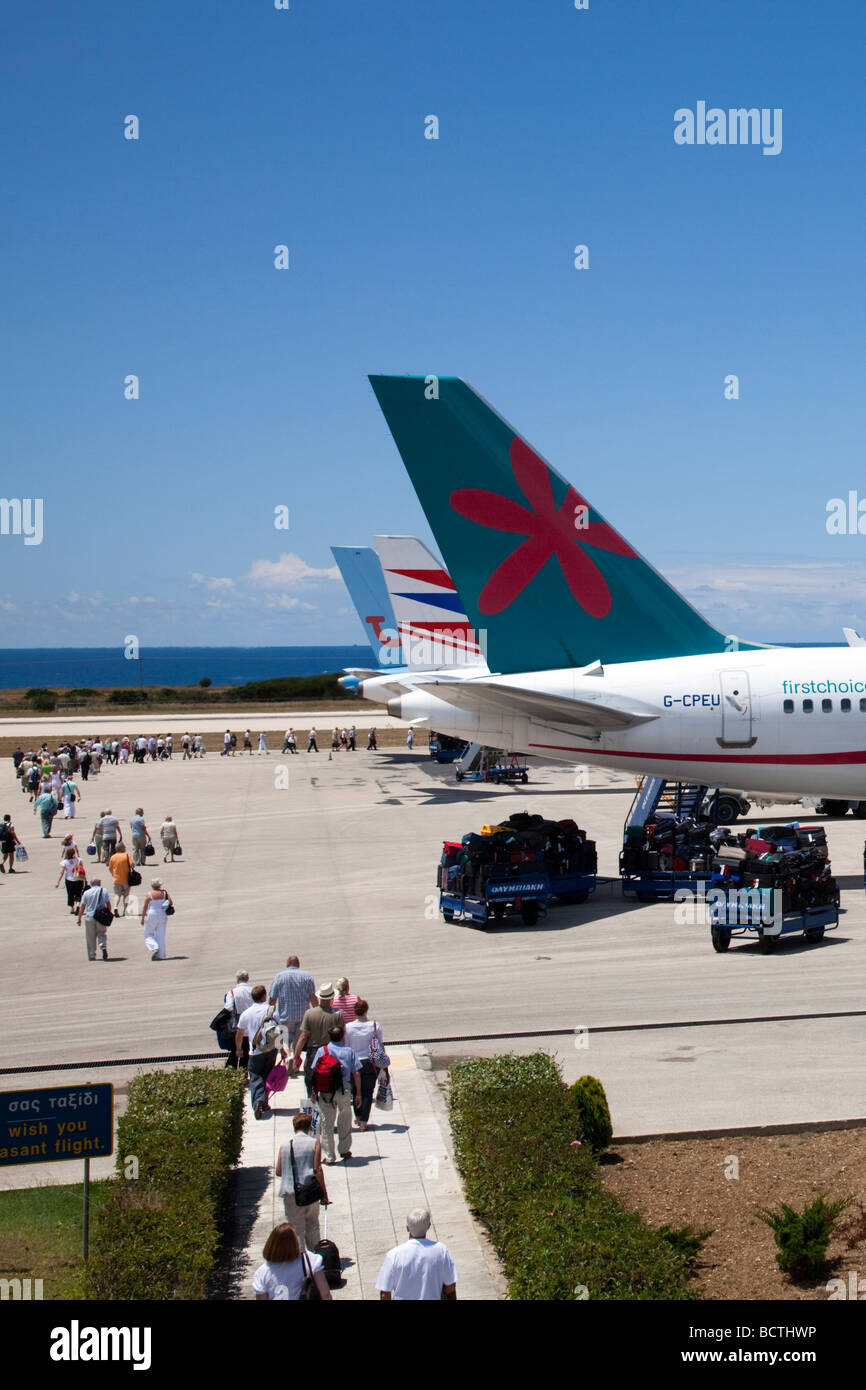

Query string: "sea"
[0, 646, 375, 691]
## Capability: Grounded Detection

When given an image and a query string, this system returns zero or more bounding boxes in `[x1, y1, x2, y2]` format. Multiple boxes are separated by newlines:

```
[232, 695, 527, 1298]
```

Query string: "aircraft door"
[717, 670, 756, 748]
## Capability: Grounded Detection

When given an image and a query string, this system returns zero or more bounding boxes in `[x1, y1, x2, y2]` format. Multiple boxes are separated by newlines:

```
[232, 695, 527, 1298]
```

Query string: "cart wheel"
[805, 925, 825, 943]
[455, 770, 463, 781]
[492, 903, 505, 920]
[442, 909, 455, 923]
[521, 772, 528, 783]
[759, 932, 775, 953]
[521, 901, 540, 926]
[710, 926, 731, 952]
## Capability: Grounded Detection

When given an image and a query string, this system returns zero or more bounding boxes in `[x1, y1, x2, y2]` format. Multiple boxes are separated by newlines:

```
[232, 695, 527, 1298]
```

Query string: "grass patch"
[449, 1054, 700, 1301]
[0, 1180, 112, 1299]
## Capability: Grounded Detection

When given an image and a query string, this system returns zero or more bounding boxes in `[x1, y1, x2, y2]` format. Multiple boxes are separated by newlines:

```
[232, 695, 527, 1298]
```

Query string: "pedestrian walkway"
[230, 1046, 504, 1300]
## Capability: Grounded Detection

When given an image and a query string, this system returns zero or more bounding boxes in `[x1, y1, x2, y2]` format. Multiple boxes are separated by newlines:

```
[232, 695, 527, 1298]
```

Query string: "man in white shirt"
[376, 1208, 458, 1300]
[236, 985, 286, 1119]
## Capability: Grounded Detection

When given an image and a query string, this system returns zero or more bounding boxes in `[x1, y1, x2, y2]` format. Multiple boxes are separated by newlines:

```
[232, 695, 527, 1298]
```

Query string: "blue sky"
[3, 0, 866, 649]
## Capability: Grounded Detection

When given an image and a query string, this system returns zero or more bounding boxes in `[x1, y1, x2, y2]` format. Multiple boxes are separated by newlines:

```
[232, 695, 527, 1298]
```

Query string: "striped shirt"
[269, 968, 316, 1023]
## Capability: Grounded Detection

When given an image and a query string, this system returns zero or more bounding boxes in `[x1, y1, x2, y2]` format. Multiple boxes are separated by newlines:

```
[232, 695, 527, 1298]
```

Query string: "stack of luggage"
[621, 814, 716, 874]
[439, 811, 597, 899]
[711, 823, 836, 912]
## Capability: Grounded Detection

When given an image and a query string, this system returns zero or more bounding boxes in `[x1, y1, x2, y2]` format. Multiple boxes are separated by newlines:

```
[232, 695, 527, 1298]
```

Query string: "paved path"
[228, 1046, 504, 1300]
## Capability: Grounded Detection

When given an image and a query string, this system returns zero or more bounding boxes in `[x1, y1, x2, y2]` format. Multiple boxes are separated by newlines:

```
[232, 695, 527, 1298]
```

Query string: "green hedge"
[225, 673, 353, 702]
[449, 1054, 699, 1300]
[86, 1067, 245, 1300]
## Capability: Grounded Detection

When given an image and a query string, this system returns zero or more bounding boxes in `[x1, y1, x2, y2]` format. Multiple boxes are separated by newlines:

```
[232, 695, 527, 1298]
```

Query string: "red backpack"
[312, 1045, 344, 1097]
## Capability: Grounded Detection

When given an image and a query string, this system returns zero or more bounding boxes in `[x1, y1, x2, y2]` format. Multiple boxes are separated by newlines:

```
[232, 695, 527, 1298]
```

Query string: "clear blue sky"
[3, 0, 866, 648]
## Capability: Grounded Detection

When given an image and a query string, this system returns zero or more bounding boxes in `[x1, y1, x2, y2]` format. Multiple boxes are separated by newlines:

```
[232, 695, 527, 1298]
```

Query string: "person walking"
[275, 1113, 330, 1254]
[283, 728, 297, 754]
[141, 878, 174, 960]
[0, 814, 21, 874]
[61, 774, 79, 819]
[252, 1223, 331, 1301]
[34, 787, 59, 838]
[258, 730, 269, 756]
[376, 1209, 458, 1300]
[406, 728, 414, 751]
[243, 729, 253, 755]
[292, 983, 344, 1098]
[223, 971, 253, 1070]
[78, 877, 112, 961]
[268, 956, 317, 1054]
[56, 845, 87, 915]
[345, 1000, 387, 1131]
[223, 729, 232, 758]
[129, 807, 150, 866]
[332, 977, 360, 1027]
[367, 727, 377, 751]
[181, 733, 192, 760]
[97, 809, 121, 863]
[236, 985, 284, 1120]
[108, 840, 134, 918]
[160, 815, 181, 863]
[348, 726, 356, 752]
[331, 727, 340, 752]
[310, 1021, 362, 1165]
[307, 727, 318, 753]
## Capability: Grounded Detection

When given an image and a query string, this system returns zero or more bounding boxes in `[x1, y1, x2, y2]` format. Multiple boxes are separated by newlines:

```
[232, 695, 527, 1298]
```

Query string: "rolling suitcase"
[314, 1206, 342, 1288]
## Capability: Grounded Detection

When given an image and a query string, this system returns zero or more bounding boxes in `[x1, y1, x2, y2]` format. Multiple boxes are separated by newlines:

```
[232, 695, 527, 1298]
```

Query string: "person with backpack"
[236, 984, 286, 1119]
[0, 814, 21, 874]
[221, 971, 253, 1069]
[310, 1022, 362, 1164]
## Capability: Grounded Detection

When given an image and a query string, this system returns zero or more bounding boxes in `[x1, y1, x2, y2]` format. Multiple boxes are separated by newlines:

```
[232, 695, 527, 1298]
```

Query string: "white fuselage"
[386, 648, 866, 800]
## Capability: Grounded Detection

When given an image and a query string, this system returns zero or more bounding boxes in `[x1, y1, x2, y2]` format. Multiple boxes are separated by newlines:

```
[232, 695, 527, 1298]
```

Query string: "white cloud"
[264, 594, 316, 611]
[127, 596, 156, 605]
[246, 553, 340, 588]
[190, 573, 235, 591]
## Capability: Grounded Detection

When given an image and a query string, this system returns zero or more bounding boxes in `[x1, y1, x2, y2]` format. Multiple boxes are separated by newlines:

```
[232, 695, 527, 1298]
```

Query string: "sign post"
[0, 1083, 114, 1261]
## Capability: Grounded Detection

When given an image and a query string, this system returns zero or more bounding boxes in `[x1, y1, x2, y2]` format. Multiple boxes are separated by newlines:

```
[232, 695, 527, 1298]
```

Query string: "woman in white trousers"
[142, 879, 173, 960]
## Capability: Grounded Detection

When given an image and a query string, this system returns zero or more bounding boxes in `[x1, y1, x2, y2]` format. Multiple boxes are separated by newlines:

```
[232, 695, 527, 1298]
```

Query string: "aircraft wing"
[414, 679, 659, 731]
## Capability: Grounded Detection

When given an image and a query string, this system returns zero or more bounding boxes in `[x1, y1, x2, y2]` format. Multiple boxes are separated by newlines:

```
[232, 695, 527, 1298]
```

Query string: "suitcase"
[314, 1208, 342, 1288]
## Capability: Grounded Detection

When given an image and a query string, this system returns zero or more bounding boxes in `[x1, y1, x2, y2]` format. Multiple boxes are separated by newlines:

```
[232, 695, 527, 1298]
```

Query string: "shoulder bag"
[290, 1140, 324, 1207]
[298, 1252, 322, 1301]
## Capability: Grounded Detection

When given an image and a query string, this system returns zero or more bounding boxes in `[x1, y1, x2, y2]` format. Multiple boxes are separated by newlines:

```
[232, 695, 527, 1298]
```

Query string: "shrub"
[108, 688, 147, 704]
[65, 688, 99, 700]
[25, 688, 57, 711]
[199, 676, 212, 687]
[449, 1053, 697, 1300]
[757, 1194, 852, 1280]
[226, 673, 353, 702]
[86, 1067, 245, 1300]
[569, 1075, 613, 1156]
[658, 1224, 714, 1270]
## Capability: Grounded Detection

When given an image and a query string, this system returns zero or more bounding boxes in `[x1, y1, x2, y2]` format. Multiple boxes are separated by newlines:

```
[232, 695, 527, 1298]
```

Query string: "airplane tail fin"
[374, 534, 487, 669]
[330, 546, 401, 669]
[369, 375, 761, 672]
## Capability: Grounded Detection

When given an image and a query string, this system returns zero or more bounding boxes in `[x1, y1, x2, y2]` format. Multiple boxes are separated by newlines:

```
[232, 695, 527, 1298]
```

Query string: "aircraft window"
[861, 698, 866, 713]
[822, 699, 832, 713]
[802, 699, 814, 712]
[842, 698, 852, 712]
[783, 699, 794, 713]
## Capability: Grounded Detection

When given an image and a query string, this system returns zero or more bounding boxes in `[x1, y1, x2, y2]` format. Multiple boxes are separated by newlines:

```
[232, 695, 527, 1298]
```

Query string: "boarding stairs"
[625, 777, 710, 841]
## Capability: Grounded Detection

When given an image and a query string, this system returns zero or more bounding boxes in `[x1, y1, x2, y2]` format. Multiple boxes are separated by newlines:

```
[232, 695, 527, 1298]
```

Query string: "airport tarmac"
[2, 740, 865, 1153]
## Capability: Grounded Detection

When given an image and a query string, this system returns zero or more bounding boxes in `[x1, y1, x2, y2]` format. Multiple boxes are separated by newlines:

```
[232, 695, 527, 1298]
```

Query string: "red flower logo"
[450, 437, 637, 617]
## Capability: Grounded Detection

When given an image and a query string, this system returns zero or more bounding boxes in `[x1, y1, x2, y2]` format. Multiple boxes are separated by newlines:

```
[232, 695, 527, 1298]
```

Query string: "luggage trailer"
[439, 867, 597, 928]
[709, 898, 839, 954]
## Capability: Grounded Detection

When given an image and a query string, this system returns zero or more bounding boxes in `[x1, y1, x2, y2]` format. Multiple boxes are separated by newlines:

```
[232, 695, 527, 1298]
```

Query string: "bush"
[757, 1194, 851, 1280]
[199, 676, 212, 688]
[658, 1224, 714, 1270]
[448, 1053, 697, 1300]
[226, 673, 353, 702]
[25, 688, 57, 711]
[86, 1067, 245, 1300]
[108, 688, 147, 704]
[65, 688, 99, 700]
[568, 1075, 613, 1156]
